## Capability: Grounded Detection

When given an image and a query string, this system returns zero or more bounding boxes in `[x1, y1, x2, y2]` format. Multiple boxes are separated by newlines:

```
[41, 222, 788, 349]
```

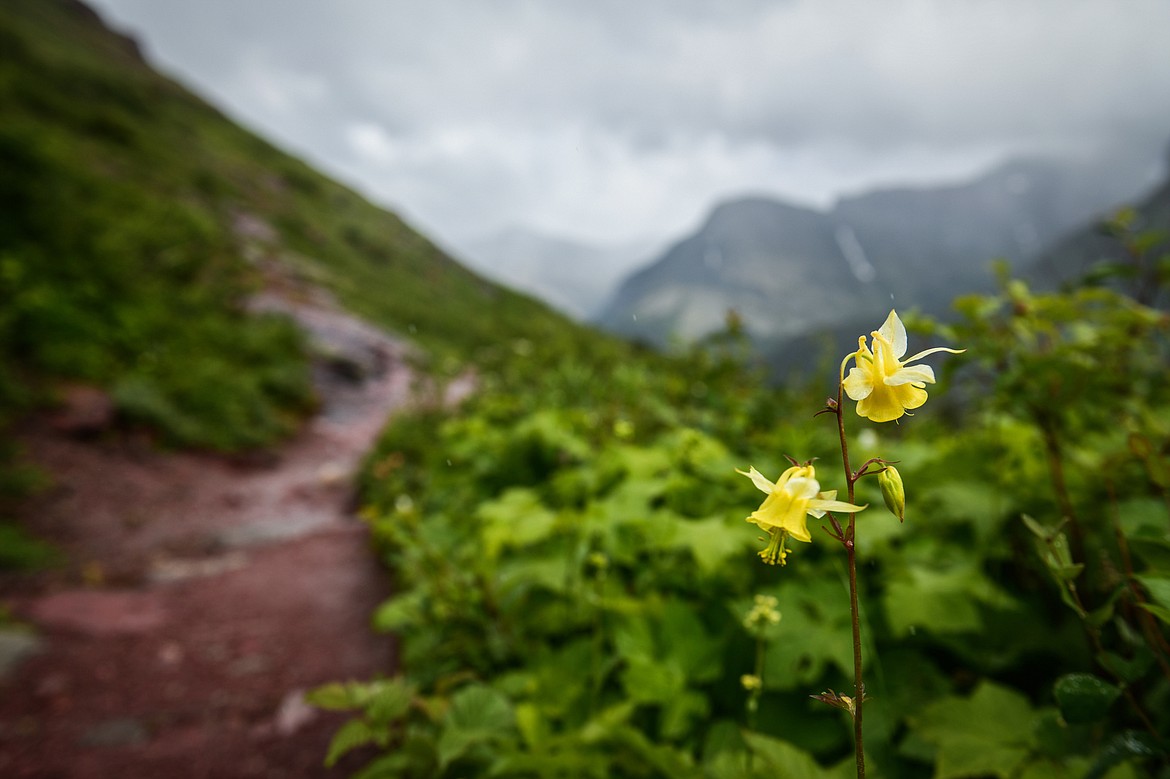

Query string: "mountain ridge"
[597, 151, 1162, 356]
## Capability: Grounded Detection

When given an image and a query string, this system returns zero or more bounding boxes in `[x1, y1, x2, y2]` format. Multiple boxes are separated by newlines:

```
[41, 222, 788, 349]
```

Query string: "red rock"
[48, 385, 116, 436]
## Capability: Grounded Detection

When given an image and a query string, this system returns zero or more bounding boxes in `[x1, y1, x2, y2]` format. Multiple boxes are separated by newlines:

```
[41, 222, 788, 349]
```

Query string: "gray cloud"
[87, 0, 1170, 248]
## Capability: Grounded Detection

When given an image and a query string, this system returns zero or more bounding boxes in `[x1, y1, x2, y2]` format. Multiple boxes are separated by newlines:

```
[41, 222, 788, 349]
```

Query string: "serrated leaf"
[437, 684, 515, 767]
[673, 515, 753, 574]
[479, 488, 557, 559]
[659, 600, 723, 683]
[911, 682, 1039, 778]
[306, 682, 359, 711]
[446, 684, 514, 732]
[324, 717, 379, 767]
[604, 722, 703, 778]
[620, 655, 686, 704]
[742, 732, 851, 779]
[365, 678, 415, 726]
[371, 590, 426, 632]
[883, 564, 1013, 637]
[763, 580, 854, 689]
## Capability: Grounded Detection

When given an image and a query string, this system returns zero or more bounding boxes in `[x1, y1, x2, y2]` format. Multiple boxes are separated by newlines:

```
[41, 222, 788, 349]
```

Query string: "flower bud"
[878, 466, 905, 523]
[741, 674, 763, 692]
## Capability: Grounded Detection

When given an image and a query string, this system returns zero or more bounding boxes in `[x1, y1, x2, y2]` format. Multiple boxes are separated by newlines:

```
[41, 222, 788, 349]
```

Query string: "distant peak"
[703, 195, 824, 231]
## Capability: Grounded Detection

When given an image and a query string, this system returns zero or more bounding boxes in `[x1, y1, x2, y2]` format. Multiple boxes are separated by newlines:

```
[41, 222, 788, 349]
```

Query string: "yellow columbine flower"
[738, 465, 865, 565]
[842, 310, 964, 423]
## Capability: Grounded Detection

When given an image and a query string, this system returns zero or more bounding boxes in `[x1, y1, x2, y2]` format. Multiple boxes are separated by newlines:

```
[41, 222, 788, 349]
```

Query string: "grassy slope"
[0, 0, 603, 450]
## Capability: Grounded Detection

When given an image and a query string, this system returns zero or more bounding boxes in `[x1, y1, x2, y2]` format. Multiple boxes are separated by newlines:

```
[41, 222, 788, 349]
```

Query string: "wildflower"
[842, 310, 964, 423]
[743, 594, 782, 633]
[741, 674, 763, 692]
[878, 465, 905, 522]
[738, 465, 865, 565]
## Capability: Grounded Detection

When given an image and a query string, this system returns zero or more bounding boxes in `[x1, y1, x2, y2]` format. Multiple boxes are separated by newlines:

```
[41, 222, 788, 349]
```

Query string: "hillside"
[0, 0, 593, 450]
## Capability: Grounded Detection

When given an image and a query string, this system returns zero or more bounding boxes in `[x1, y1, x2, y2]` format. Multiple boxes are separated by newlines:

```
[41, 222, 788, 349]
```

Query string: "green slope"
[0, 0, 597, 450]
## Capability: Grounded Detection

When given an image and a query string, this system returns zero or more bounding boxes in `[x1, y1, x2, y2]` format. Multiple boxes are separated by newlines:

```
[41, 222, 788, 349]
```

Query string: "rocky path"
[0, 299, 446, 777]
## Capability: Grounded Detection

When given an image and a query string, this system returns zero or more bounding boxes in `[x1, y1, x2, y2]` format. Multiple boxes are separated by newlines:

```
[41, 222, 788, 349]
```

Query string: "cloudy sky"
[87, 0, 1170, 254]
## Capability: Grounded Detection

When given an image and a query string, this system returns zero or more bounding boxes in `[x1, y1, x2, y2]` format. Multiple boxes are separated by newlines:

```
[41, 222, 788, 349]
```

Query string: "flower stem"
[834, 383, 866, 779]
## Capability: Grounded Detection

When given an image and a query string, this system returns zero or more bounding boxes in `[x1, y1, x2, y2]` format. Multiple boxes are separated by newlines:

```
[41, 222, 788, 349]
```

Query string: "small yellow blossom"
[743, 594, 782, 632]
[738, 465, 866, 564]
[842, 310, 964, 423]
[741, 674, 763, 692]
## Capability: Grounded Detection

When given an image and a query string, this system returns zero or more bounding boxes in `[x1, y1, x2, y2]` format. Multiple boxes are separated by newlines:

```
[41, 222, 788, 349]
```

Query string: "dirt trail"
[0, 298, 446, 777]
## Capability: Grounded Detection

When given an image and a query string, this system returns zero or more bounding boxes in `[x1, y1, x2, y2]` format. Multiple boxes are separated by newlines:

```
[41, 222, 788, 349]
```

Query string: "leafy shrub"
[321, 258, 1170, 776]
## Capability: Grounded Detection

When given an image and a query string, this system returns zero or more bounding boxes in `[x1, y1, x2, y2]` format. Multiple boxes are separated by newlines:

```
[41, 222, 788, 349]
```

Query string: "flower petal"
[785, 516, 813, 543]
[785, 476, 821, 501]
[736, 467, 774, 495]
[842, 367, 874, 400]
[903, 346, 965, 363]
[877, 310, 907, 359]
[810, 498, 867, 514]
[898, 383, 929, 411]
[856, 386, 907, 422]
[885, 364, 935, 386]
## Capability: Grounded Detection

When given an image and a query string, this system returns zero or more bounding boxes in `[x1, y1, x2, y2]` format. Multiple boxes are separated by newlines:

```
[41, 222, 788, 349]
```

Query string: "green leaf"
[910, 682, 1039, 779]
[446, 684, 515, 732]
[673, 515, 753, 574]
[620, 655, 686, 704]
[1083, 730, 1168, 779]
[324, 717, 379, 768]
[306, 682, 360, 711]
[742, 732, 851, 779]
[478, 488, 557, 560]
[660, 689, 709, 740]
[883, 564, 1013, 637]
[753, 578, 855, 691]
[1135, 574, 1170, 624]
[371, 590, 426, 633]
[365, 678, 415, 726]
[603, 722, 703, 778]
[659, 600, 723, 683]
[1053, 674, 1120, 725]
[437, 684, 515, 768]
[1137, 601, 1170, 625]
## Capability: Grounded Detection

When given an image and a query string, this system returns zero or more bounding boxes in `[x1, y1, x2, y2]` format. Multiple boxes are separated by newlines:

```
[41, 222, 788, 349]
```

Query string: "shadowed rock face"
[598, 153, 1162, 358]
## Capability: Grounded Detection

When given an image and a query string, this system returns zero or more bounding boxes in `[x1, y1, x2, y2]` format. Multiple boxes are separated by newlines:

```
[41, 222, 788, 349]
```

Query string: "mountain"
[0, 0, 595, 449]
[598, 153, 1161, 357]
[1026, 164, 1170, 304]
[452, 228, 658, 320]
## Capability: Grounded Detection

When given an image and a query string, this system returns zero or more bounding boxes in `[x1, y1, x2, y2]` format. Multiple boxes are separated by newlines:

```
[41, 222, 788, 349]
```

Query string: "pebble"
[0, 627, 43, 681]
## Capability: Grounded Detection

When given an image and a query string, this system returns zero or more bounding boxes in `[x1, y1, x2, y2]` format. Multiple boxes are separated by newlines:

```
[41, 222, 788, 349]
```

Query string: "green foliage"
[0, 521, 60, 570]
[318, 234, 1170, 776]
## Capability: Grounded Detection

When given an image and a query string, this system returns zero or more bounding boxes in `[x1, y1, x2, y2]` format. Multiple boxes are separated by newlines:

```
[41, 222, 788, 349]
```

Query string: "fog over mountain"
[598, 148, 1163, 353]
[451, 230, 661, 320]
[1027, 146, 1170, 304]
